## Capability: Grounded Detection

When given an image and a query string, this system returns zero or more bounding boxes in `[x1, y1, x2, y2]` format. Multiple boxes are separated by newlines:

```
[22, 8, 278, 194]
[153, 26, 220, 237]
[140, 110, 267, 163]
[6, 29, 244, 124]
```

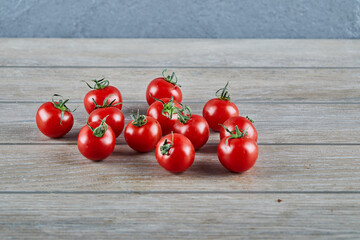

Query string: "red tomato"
[220, 116, 257, 142]
[88, 107, 124, 138]
[203, 82, 239, 131]
[83, 78, 122, 114]
[155, 133, 195, 173]
[77, 118, 115, 161]
[217, 126, 258, 173]
[146, 97, 181, 135]
[124, 112, 162, 152]
[36, 94, 74, 138]
[146, 69, 182, 105]
[173, 107, 210, 150]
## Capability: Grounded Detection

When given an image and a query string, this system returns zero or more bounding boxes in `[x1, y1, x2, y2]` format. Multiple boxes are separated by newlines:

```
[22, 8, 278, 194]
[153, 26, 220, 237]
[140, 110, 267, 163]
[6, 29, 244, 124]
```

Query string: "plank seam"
[0, 143, 359, 146]
[1, 66, 360, 69]
[0, 191, 359, 194]
[1, 100, 360, 105]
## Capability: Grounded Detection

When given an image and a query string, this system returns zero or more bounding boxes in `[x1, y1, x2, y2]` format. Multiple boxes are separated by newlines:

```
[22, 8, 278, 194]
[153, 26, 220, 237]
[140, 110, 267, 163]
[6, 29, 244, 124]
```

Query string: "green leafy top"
[51, 94, 77, 125]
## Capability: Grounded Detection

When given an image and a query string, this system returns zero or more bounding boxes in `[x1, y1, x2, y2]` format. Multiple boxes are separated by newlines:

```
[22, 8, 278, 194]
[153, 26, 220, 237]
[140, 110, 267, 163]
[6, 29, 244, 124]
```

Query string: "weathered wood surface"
[0, 39, 359, 67]
[1, 193, 359, 239]
[0, 145, 359, 191]
[1, 68, 359, 102]
[1, 39, 360, 239]
[1, 103, 359, 144]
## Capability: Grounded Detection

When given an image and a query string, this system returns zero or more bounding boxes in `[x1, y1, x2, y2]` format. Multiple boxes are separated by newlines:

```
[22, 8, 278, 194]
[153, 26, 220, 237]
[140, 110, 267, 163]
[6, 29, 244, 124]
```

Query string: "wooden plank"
[1, 102, 359, 144]
[1, 68, 360, 102]
[0, 145, 359, 191]
[0, 39, 359, 67]
[0, 193, 359, 239]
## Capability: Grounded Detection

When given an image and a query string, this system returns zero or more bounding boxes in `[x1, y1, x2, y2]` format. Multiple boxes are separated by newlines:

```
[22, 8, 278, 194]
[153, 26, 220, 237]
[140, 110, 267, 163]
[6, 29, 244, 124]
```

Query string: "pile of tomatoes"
[36, 70, 258, 173]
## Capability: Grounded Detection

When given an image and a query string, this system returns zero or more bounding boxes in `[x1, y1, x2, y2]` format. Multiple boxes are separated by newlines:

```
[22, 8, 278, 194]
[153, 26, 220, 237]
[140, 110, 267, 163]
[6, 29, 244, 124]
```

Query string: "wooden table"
[1, 39, 359, 239]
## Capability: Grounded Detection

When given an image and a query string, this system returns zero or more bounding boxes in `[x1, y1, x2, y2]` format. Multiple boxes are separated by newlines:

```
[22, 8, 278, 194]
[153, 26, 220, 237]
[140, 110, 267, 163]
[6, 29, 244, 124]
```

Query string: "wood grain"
[1, 102, 359, 144]
[1, 39, 359, 67]
[1, 193, 359, 239]
[1, 39, 359, 239]
[1, 68, 360, 102]
[0, 144, 359, 191]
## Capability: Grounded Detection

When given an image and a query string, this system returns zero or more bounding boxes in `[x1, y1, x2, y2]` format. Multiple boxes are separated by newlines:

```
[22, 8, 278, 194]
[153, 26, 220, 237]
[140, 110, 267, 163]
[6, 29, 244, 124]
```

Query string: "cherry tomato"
[87, 94, 124, 138]
[77, 117, 115, 161]
[36, 94, 75, 138]
[124, 111, 162, 152]
[88, 108, 124, 138]
[146, 69, 182, 105]
[220, 116, 257, 142]
[155, 133, 195, 173]
[147, 97, 181, 135]
[203, 82, 239, 131]
[83, 78, 122, 114]
[172, 105, 210, 150]
[217, 126, 258, 173]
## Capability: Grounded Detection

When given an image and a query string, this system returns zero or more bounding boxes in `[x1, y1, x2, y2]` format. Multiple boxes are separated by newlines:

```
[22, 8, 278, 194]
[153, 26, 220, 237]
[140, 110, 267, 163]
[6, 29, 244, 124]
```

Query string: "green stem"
[152, 96, 177, 119]
[220, 124, 249, 145]
[87, 116, 109, 138]
[162, 69, 181, 87]
[160, 132, 174, 155]
[82, 77, 109, 89]
[130, 109, 148, 127]
[215, 82, 231, 100]
[51, 94, 77, 125]
[175, 104, 192, 124]
[92, 94, 121, 109]
[246, 116, 255, 123]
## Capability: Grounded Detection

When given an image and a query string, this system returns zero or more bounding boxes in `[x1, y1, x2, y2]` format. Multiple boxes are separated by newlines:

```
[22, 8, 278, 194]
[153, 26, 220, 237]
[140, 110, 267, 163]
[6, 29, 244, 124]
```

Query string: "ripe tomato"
[146, 69, 182, 105]
[172, 105, 210, 150]
[220, 116, 257, 142]
[87, 94, 124, 138]
[217, 126, 258, 172]
[36, 94, 75, 138]
[155, 133, 195, 173]
[83, 78, 122, 114]
[77, 117, 115, 161]
[124, 111, 162, 152]
[203, 82, 239, 131]
[88, 108, 124, 138]
[146, 97, 181, 135]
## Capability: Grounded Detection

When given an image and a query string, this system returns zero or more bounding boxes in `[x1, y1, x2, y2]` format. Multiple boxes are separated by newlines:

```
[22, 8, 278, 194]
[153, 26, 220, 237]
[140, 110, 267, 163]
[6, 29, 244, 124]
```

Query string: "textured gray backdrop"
[1, 0, 359, 38]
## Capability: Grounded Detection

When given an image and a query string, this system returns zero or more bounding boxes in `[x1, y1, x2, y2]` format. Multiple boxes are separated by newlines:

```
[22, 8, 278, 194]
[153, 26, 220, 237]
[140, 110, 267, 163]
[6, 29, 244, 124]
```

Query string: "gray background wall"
[1, 0, 359, 38]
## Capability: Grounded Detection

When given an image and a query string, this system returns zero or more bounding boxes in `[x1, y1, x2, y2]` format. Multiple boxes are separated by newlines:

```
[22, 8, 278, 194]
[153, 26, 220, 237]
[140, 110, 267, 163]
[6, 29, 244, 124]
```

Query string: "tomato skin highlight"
[124, 116, 162, 153]
[77, 121, 115, 161]
[36, 102, 74, 138]
[217, 137, 258, 173]
[173, 114, 210, 150]
[146, 78, 182, 105]
[202, 98, 239, 132]
[146, 98, 181, 135]
[155, 133, 195, 173]
[84, 86, 122, 114]
[88, 107, 124, 138]
[220, 116, 258, 142]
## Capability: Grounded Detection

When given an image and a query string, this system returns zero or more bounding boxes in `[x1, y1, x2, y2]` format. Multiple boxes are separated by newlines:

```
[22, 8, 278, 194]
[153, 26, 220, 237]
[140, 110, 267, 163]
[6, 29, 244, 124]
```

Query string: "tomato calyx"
[175, 104, 192, 124]
[130, 109, 148, 127]
[152, 96, 178, 119]
[246, 116, 255, 123]
[92, 94, 122, 109]
[220, 124, 249, 145]
[215, 82, 231, 101]
[87, 116, 109, 138]
[52, 94, 77, 125]
[82, 77, 110, 90]
[162, 69, 181, 87]
[160, 133, 175, 155]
